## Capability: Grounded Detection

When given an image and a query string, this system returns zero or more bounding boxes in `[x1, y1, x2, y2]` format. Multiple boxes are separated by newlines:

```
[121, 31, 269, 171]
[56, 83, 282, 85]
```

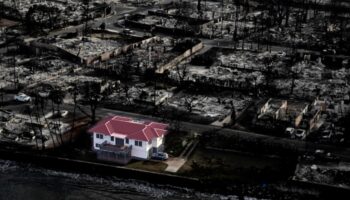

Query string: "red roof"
[88, 116, 169, 141]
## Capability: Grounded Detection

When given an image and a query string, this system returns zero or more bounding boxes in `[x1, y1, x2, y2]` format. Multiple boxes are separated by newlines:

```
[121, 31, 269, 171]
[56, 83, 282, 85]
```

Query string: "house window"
[111, 136, 114, 141]
[135, 140, 142, 147]
[96, 134, 103, 139]
[95, 143, 100, 148]
[125, 138, 129, 144]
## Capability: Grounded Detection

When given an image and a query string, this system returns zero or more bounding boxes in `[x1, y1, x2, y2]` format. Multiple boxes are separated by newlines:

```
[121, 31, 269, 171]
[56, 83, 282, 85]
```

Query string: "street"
[59, 103, 350, 162]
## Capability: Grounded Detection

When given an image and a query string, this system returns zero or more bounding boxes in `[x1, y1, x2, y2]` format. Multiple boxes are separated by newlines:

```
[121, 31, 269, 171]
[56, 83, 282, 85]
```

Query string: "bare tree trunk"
[29, 108, 39, 150]
[70, 91, 77, 144]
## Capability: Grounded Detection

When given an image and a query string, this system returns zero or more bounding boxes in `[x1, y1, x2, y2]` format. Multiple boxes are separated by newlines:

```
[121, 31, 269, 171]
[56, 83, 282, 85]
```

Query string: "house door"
[115, 138, 124, 146]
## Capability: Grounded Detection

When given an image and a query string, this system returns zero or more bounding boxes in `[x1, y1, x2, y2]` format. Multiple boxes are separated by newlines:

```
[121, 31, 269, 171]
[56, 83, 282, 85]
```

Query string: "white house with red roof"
[88, 116, 169, 164]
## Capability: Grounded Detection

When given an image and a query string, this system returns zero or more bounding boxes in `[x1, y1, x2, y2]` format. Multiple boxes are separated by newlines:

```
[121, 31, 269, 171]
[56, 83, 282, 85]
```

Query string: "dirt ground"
[0, 18, 19, 28]
[178, 147, 295, 183]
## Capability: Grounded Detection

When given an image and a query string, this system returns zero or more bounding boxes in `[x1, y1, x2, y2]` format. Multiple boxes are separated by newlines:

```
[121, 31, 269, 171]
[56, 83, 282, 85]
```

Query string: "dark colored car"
[151, 152, 169, 160]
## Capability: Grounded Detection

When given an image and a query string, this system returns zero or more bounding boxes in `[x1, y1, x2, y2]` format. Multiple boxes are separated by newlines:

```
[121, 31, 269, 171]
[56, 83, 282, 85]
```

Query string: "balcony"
[96, 142, 132, 165]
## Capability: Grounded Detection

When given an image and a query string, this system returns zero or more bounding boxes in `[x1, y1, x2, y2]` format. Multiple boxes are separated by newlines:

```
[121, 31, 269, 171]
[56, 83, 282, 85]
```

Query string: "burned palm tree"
[232, 0, 241, 48]
[262, 55, 276, 92]
[68, 83, 79, 144]
[175, 63, 189, 88]
[184, 96, 196, 114]
[84, 82, 102, 124]
[33, 94, 46, 150]
[0, 87, 4, 108]
[82, 0, 91, 40]
[289, 58, 302, 96]
[27, 103, 39, 150]
[231, 104, 236, 125]
[49, 88, 66, 145]
[119, 53, 134, 101]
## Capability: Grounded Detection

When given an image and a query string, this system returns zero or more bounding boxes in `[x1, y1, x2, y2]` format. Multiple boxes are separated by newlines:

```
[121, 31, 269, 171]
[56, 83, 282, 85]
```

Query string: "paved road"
[60, 103, 350, 161]
[48, 4, 146, 37]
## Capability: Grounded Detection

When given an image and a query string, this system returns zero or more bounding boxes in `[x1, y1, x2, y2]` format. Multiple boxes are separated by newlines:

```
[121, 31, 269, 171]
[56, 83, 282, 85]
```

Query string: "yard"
[164, 130, 195, 157]
[127, 160, 168, 173]
[178, 147, 295, 183]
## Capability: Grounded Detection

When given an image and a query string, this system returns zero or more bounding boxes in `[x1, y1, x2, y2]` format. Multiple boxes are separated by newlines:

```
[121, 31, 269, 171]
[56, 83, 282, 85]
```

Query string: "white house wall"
[152, 136, 163, 148]
[93, 132, 164, 160]
[93, 132, 116, 150]
[128, 139, 152, 159]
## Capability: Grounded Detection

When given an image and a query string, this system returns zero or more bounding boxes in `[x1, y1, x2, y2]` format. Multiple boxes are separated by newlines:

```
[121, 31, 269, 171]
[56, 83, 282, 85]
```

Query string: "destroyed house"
[256, 99, 310, 131]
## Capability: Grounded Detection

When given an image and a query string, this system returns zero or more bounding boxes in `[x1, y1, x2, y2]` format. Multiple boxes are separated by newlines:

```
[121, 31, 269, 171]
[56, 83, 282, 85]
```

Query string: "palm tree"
[232, 0, 240, 47]
[82, 0, 91, 40]
[84, 82, 102, 123]
[231, 104, 236, 125]
[33, 94, 46, 150]
[184, 96, 196, 113]
[0, 87, 4, 108]
[27, 103, 39, 150]
[69, 83, 79, 144]
[49, 88, 66, 145]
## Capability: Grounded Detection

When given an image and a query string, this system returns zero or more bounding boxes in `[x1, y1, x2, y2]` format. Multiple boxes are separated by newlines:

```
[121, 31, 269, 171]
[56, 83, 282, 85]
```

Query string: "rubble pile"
[167, 92, 252, 119]
[138, 16, 192, 30]
[102, 37, 191, 73]
[174, 50, 271, 89]
[295, 162, 350, 188]
[0, 0, 106, 27]
[0, 113, 71, 148]
[274, 60, 350, 100]
[107, 83, 173, 106]
[54, 37, 125, 59]
[166, 1, 230, 20]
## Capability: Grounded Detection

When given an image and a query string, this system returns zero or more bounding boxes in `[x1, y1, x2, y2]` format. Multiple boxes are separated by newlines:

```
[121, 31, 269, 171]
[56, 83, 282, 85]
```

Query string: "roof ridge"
[105, 121, 113, 134]
[112, 118, 145, 126]
[148, 121, 168, 126]
[141, 126, 149, 141]
[153, 128, 165, 137]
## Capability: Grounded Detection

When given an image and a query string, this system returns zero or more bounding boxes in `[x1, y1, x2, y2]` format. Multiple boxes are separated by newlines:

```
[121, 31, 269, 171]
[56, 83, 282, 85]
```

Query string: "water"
[0, 160, 251, 200]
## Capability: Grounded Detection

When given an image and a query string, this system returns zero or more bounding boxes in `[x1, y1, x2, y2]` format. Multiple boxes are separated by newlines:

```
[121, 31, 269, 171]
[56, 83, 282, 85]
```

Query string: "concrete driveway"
[165, 157, 186, 173]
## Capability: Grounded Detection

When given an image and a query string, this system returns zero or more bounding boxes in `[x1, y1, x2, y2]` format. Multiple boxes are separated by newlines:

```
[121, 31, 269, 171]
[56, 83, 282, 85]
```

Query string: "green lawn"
[127, 160, 168, 173]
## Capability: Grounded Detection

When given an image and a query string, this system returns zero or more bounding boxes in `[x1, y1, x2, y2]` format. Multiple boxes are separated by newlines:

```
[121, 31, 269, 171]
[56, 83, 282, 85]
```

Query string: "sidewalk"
[165, 140, 199, 173]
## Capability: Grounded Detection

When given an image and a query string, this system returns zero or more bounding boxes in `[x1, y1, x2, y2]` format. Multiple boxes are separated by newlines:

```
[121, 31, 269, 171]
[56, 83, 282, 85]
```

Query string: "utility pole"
[12, 45, 18, 90]
[148, 46, 152, 69]
[82, 0, 90, 40]
[220, 0, 224, 37]
[0, 87, 3, 108]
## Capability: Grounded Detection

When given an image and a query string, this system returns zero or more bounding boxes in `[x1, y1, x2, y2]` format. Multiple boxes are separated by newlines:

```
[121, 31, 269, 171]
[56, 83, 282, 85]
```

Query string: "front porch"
[96, 142, 132, 165]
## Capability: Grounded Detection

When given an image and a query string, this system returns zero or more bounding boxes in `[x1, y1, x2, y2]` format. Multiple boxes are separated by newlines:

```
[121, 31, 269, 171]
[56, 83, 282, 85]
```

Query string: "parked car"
[46, 110, 69, 119]
[295, 129, 306, 139]
[53, 110, 69, 118]
[14, 93, 31, 102]
[38, 91, 50, 98]
[315, 149, 325, 154]
[122, 28, 134, 34]
[151, 152, 168, 160]
[285, 127, 295, 136]
[322, 48, 336, 55]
